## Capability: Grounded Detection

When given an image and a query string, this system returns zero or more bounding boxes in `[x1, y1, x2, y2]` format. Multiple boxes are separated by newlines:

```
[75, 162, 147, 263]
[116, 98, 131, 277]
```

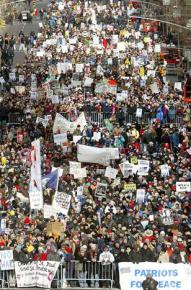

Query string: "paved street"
[0, 0, 48, 67]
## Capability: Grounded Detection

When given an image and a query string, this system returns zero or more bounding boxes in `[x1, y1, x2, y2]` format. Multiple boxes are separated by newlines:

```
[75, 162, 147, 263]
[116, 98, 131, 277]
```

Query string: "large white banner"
[53, 112, 87, 133]
[77, 144, 119, 166]
[15, 261, 59, 288]
[119, 262, 191, 290]
[29, 139, 43, 209]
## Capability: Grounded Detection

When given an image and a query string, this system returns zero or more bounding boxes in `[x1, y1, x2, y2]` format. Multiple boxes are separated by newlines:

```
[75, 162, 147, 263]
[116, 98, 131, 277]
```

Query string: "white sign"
[43, 204, 58, 219]
[136, 108, 142, 118]
[15, 261, 59, 288]
[150, 82, 159, 94]
[161, 164, 169, 177]
[0, 250, 13, 261]
[176, 182, 191, 192]
[52, 192, 71, 216]
[119, 262, 191, 290]
[0, 260, 14, 270]
[136, 189, 145, 203]
[69, 161, 81, 174]
[105, 167, 118, 179]
[36, 117, 49, 127]
[137, 159, 150, 176]
[53, 133, 67, 145]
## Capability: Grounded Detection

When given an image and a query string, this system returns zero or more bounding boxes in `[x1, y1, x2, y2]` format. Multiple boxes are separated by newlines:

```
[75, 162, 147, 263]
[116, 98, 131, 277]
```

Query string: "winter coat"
[140, 248, 155, 262]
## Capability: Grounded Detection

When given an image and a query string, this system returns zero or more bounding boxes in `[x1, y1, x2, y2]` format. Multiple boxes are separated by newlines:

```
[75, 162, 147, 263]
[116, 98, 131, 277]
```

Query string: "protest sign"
[137, 159, 150, 175]
[160, 164, 169, 177]
[124, 183, 137, 191]
[136, 108, 142, 118]
[112, 178, 121, 188]
[43, 204, 58, 219]
[119, 262, 191, 290]
[30, 91, 38, 100]
[69, 161, 81, 174]
[92, 132, 101, 141]
[160, 208, 174, 225]
[136, 189, 145, 203]
[77, 186, 84, 196]
[15, 261, 59, 288]
[51, 95, 59, 104]
[9, 72, 16, 81]
[0, 250, 13, 261]
[119, 162, 134, 177]
[19, 75, 25, 82]
[53, 133, 67, 145]
[73, 168, 87, 179]
[46, 221, 63, 236]
[52, 192, 71, 216]
[76, 63, 84, 73]
[105, 167, 118, 179]
[0, 260, 14, 270]
[176, 182, 191, 192]
[95, 183, 107, 197]
[15, 86, 26, 94]
[150, 82, 159, 94]
[36, 117, 49, 127]
[174, 82, 182, 91]
[1, 219, 6, 232]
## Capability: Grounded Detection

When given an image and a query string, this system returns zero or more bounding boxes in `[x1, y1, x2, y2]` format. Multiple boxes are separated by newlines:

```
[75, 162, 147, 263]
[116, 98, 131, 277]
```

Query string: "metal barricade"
[54, 261, 114, 289]
[7, 111, 185, 126]
[8, 113, 24, 125]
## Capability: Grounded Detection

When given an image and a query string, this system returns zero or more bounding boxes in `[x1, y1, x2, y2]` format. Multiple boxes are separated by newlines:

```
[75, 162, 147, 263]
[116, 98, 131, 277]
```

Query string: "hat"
[144, 229, 153, 237]
[80, 245, 87, 251]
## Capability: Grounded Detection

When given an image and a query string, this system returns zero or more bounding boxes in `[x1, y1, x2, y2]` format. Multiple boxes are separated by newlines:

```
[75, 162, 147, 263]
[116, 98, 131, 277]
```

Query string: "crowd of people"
[0, 0, 191, 288]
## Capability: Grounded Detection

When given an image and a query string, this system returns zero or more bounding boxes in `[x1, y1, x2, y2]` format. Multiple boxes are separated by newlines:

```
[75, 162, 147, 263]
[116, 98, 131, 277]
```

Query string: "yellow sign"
[0, 19, 5, 28]
[124, 183, 137, 191]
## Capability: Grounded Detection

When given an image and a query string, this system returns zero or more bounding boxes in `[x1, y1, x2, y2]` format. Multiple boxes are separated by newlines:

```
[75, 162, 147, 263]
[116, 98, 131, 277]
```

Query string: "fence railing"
[6, 111, 185, 126]
[0, 261, 115, 289]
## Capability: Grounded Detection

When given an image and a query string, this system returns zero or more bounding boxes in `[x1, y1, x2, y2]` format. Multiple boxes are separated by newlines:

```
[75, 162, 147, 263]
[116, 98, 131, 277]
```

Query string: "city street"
[0, 0, 48, 66]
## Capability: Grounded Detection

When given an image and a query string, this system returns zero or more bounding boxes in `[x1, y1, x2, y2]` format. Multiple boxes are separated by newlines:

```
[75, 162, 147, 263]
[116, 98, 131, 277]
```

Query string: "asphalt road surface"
[0, 0, 49, 67]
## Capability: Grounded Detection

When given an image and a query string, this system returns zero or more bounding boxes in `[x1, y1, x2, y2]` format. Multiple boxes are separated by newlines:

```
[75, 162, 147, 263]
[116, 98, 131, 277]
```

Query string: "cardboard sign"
[46, 221, 63, 236]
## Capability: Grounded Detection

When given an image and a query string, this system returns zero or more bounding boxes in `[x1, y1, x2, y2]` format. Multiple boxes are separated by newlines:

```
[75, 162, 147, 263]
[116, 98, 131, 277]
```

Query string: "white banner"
[15, 261, 59, 288]
[29, 139, 43, 209]
[119, 262, 191, 290]
[176, 182, 191, 192]
[53, 112, 87, 134]
[52, 192, 71, 216]
[77, 145, 119, 166]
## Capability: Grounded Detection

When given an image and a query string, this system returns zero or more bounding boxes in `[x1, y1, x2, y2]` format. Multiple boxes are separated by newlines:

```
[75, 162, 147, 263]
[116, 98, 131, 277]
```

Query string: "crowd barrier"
[0, 261, 115, 289]
[6, 111, 184, 126]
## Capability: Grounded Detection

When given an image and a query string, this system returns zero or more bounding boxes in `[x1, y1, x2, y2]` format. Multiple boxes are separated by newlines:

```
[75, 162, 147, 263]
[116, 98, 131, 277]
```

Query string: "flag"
[42, 169, 59, 190]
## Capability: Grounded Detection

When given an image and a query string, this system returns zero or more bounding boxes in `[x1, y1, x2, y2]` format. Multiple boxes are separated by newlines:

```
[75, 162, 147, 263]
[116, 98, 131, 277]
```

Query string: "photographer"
[142, 274, 158, 290]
